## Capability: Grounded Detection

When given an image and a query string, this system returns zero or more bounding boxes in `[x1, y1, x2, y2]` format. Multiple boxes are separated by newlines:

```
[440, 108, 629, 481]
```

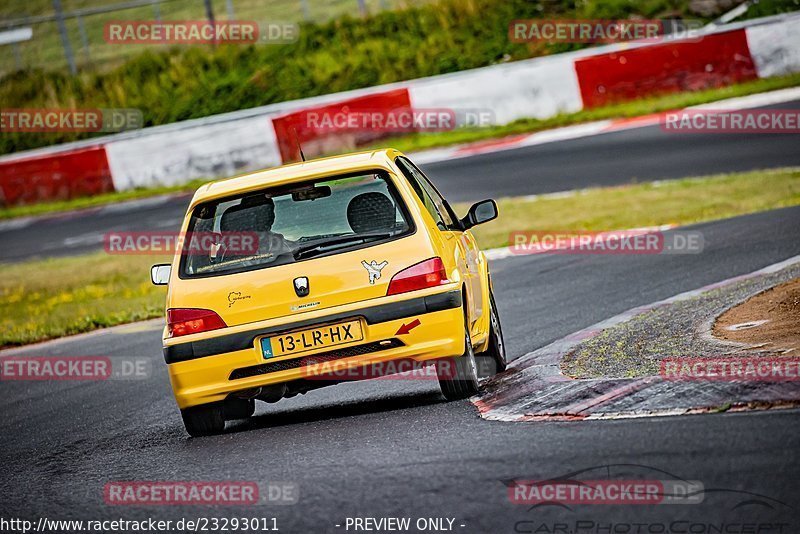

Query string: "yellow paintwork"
[163, 149, 492, 409]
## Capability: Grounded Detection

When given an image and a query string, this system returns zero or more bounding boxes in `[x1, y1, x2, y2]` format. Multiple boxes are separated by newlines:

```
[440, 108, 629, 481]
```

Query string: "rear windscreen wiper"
[292, 232, 394, 260]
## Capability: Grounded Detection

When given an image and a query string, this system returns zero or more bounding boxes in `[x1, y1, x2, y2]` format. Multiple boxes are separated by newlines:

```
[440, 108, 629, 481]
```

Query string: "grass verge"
[3, 74, 799, 221]
[1, 167, 798, 348]
[463, 167, 800, 249]
[0, 253, 170, 348]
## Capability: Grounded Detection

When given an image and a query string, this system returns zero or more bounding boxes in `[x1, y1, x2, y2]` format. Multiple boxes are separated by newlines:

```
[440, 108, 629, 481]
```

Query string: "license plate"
[260, 320, 363, 359]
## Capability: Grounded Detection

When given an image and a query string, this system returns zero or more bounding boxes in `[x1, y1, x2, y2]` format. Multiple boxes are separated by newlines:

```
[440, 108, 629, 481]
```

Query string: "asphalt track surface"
[2, 206, 799, 532]
[2, 99, 800, 263]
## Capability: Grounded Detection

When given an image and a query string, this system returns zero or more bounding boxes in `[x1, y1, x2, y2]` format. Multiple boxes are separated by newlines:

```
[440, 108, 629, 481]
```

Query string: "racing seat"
[346, 192, 396, 234]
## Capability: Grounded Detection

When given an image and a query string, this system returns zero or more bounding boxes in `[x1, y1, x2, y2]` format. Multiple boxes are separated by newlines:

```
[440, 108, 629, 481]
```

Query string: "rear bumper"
[165, 289, 464, 409]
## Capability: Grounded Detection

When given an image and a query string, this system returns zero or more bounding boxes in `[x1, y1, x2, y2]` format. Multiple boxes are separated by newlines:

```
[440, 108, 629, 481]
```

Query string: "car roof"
[189, 148, 404, 207]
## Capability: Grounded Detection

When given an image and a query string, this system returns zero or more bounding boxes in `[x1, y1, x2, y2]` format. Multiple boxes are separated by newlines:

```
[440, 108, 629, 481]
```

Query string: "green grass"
[1, 166, 798, 348]
[3, 74, 799, 221]
[5, 0, 796, 75]
[1, 0, 435, 74]
[0, 252, 170, 347]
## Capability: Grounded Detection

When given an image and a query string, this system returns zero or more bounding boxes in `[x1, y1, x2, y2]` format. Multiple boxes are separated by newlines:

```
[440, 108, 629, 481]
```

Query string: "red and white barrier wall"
[0, 146, 114, 205]
[573, 31, 758, 108]
[1, 14, 798, 206]
[104, 114, 282, 191]
[271, 88, 414, 163]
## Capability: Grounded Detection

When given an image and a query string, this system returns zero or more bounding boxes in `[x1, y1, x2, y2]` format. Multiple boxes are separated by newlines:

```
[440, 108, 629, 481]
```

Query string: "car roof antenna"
[291, 127, 306, 162]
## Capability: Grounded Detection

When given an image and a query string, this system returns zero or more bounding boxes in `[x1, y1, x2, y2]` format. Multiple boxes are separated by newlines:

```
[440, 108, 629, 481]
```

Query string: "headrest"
[346, 192, 396, 234]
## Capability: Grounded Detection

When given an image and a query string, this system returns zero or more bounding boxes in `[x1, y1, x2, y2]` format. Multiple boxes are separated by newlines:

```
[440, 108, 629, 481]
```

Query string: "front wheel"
[181, 403, 225, 437]
[438, 322, 479, 400]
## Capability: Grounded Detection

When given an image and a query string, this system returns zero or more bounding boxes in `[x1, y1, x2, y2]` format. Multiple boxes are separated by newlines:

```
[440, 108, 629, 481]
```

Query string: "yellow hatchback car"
[151, 149, 506, 436]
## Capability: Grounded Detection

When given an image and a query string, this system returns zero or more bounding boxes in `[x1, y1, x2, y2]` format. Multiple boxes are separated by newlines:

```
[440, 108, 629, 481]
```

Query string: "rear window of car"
[179, 171, 413, 278]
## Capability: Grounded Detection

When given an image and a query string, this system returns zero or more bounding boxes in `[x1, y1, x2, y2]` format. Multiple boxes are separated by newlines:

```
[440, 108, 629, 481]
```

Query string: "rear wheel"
[181, 403, 225, 437]
[482, 289, 507, 373]
[438, 320, 479, 400]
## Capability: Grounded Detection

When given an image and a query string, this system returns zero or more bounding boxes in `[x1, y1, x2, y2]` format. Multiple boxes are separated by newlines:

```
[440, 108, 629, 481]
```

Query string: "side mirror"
[151, 264, 172, 286]
[461, 199, 498, 229]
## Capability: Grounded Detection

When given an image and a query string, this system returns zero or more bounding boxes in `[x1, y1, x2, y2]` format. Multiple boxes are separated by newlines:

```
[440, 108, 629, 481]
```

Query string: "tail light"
[387, 257, 450, 296]
[167, 308, 227, 338]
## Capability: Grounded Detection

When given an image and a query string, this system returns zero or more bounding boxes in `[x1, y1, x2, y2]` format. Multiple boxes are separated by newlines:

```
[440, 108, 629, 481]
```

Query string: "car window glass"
[180, 171, 412, 278]
[415, 168, 455, 228]
[396, 157, 453, 228]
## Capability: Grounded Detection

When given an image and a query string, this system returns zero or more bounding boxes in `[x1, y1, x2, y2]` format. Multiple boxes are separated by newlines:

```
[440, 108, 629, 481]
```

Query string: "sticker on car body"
[361, 260, 388, 284]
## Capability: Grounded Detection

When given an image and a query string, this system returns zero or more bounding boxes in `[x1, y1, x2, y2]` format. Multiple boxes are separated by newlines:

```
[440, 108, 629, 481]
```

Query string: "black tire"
[224, 397, 256, 421]
[438, 319, 479, 400]
[482, 289, 507, 373]
[180, 403, 225, 437]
